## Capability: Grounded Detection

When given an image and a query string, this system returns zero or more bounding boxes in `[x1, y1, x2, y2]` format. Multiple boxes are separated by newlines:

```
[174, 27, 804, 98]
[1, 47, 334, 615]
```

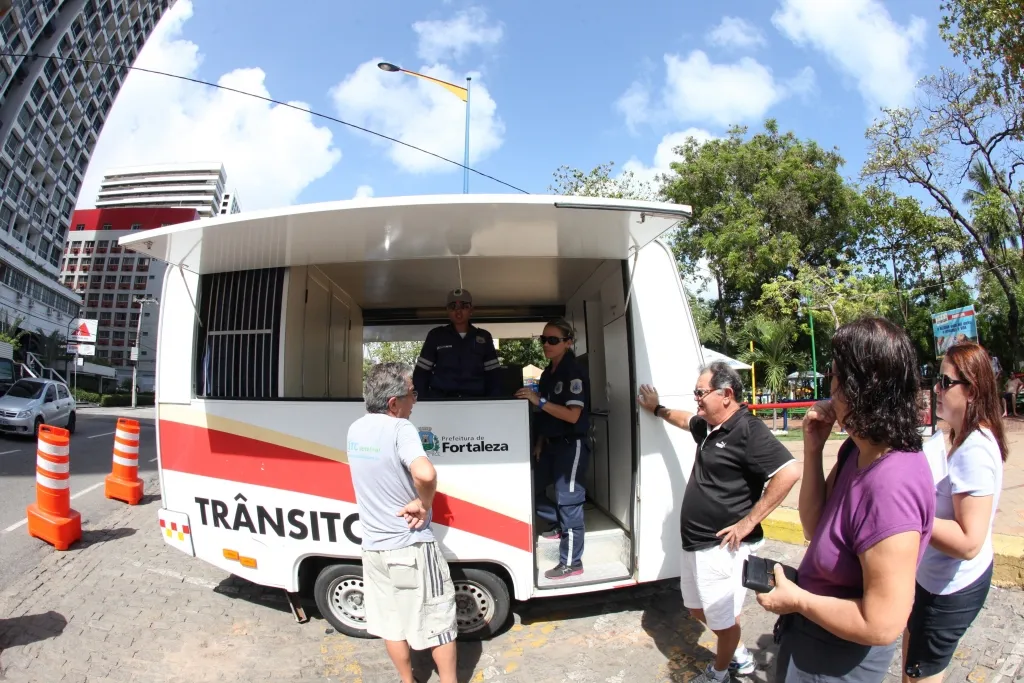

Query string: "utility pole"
[131, 296, 157, 409]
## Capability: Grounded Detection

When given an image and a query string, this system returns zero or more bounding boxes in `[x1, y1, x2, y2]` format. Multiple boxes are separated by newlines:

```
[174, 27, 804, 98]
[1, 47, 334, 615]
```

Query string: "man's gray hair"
[701, 360, 744, 399]
[364, 362, 412, 414]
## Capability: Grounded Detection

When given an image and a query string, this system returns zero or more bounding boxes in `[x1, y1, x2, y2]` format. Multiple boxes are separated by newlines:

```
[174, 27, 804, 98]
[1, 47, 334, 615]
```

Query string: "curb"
[763, 507, 1024, 588]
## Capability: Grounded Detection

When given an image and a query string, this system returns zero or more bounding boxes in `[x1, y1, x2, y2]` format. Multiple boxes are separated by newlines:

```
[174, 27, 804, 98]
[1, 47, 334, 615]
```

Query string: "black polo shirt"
[536, 355, 590, 438]
[679, 407, 794, 552]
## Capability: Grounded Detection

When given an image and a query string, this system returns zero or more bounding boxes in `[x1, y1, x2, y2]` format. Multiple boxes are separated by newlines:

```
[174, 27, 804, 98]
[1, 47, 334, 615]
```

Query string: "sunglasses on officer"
[447, 302, 471, 311]
[935, 374, 969, 391]
[538, 335, 571, 346]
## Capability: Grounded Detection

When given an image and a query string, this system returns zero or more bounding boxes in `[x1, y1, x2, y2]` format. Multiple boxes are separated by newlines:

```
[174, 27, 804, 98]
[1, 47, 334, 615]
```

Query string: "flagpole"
[464, 76, 471, 194]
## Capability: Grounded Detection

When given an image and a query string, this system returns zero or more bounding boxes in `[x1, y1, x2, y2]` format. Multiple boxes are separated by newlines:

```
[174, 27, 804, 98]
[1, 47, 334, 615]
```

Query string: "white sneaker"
[692, 663, 730, 683]
[730, 648, 756, 676]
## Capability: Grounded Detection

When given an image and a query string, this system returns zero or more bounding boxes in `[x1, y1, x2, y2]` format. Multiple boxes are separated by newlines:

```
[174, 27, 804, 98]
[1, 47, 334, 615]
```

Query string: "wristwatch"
[654, 404, 666, 418]
[539, 398, 548, 409]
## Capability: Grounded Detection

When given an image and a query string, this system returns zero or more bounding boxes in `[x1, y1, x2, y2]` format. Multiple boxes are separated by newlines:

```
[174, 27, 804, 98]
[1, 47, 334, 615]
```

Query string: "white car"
[0, 378, 77, 437]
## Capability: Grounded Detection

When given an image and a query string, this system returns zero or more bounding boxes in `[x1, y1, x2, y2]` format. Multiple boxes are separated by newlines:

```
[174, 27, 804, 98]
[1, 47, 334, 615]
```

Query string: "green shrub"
[72, 389, 101, 404]
[98, 393, 154, 408]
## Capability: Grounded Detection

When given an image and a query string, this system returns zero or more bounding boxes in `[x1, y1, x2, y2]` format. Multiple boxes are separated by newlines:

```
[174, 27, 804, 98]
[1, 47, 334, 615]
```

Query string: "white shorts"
[362, 541, 458, 650]
[679, 541, 760, 631]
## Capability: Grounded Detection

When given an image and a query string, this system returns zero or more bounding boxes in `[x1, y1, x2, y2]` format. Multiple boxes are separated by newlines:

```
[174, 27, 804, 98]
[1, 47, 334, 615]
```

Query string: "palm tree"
[0, 311, 28, 352]
[962, 160, 1017, 254]
[737, 315, 808, 402]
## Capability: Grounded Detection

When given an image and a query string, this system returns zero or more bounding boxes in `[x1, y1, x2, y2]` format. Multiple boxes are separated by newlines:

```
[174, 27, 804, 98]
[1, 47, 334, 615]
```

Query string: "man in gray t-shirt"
[347, 363, 457, 683]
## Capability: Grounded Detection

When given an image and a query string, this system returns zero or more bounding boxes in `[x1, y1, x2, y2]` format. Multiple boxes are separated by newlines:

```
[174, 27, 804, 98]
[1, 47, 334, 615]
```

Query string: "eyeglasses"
[694, 388, 720, 399]
[391, 390, 418, 401]
[446, 302, 471, 311]
[539, 335, 571, 346]
[935, 374, 969, 391]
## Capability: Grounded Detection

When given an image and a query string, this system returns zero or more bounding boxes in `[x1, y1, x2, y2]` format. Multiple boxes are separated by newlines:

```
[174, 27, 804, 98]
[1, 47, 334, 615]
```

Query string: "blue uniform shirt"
[413, 324, 502, 398]
[536, 354, 590, 438]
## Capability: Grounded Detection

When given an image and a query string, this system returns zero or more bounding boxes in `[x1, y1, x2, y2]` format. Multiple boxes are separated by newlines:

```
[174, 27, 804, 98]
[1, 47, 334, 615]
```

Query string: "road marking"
[87, 431, 115, 439]
[1, 481, 105, 533]
[0, 449, 21, 455]
[128, 561, 218, 589]
[149, 457, 157, 462]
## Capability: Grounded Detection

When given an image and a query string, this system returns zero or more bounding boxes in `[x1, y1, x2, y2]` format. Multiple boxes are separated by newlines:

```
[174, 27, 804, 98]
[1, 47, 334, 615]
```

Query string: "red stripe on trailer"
[158, 420, 532, 552]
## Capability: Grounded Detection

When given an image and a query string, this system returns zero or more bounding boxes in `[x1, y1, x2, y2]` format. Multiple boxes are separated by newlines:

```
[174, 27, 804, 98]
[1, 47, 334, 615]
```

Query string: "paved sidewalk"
[2, 477, 1024, 682]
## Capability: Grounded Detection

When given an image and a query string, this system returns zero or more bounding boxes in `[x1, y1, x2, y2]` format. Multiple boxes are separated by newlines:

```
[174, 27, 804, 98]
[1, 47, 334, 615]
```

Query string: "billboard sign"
[932, 305, 978, 358]
[69, 319, 97, 343]
[66, 343, 95, 357]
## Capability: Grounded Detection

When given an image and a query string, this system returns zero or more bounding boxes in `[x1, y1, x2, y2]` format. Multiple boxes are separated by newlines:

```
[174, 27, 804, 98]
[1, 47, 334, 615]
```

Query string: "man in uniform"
[413, 288, 502, 399]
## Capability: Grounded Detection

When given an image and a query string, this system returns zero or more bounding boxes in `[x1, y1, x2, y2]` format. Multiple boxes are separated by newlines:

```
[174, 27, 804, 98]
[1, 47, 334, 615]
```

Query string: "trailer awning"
[118, 194, 692, 274]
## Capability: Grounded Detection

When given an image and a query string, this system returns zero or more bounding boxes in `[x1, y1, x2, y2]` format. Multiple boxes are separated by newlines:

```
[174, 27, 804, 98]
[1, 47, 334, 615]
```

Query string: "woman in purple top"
[757, 318, 936, 682]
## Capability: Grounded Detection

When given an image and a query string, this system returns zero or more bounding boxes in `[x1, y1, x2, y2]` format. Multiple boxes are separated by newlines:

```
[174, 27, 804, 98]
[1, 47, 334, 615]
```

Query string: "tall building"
[0, 0, 176, 339]
[60, 206, 196, 388]
[95, 161, 227, 218]
[219, 190, 240, 215]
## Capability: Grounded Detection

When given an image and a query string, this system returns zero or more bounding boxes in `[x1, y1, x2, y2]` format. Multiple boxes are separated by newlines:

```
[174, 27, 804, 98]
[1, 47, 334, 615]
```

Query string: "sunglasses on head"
[936, 374, 969, 390]
[539, 335, 571, 346]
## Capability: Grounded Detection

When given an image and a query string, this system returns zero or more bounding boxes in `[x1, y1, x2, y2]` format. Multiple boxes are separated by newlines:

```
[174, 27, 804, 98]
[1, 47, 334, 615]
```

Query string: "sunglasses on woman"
[935, 374, 969, 391]
[538, 335, 571, 346]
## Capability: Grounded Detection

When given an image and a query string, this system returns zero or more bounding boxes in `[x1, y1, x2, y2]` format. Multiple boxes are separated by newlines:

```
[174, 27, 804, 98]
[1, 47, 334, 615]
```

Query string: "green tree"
[549, 162, 656, 200]
[497, 338, 545, 368]
[35, 329, 67, 369]
[662, 119, 861, 351]
[0, 312, 27, 351]
[737, 315, 808, 401]
[758, 263, 893, 332]
[362, 341, 421, 380]
[688, 294, 723, 347]
[864, 68, 1024, 364]
[940, 0, 1024, 103]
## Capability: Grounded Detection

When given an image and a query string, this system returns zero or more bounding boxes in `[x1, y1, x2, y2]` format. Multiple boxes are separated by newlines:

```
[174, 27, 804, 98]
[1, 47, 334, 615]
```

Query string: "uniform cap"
[446, 288, 472, 305]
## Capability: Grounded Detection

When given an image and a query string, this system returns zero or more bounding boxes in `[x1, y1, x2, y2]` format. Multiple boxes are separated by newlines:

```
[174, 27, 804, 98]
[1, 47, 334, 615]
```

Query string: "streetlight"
[378, 61, 471, 193]
[131, 295, 158, 409]
[799, 298, 818, 399]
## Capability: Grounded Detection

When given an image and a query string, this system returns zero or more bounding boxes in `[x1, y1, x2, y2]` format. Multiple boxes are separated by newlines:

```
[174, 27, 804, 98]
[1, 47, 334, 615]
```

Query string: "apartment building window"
[99, 313, 111, 325]
[107, 258, 119, 271]
[4, 134, 19, 160]
[75, 223, 85, 231]
[118, 275, 130, 289]
[97, 240, 108, 253]
[114, 313, 126, 326]
[97, 350, 108, 359]
[0, 14, 17, 45]
[129, 313, 139, 327]
[16, 106, 30, 131]
[103, 275, 115, 289]
[133, 276, 146, 289]
[101, 293, 113, 307]
[116, 293, 128, 308]
[129, 223, 141, 231]
[101, 223, 111, 230]
[0, 207, 12, 231]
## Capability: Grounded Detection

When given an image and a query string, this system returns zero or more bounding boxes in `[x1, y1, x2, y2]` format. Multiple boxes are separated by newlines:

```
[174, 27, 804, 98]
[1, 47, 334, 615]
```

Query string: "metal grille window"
[196, 268, 283, 399]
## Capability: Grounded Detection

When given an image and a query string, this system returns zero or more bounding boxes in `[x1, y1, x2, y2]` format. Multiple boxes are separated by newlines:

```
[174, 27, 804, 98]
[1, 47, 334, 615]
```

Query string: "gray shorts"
[362, 541, 458, 651]
[776, 614, 896, 683]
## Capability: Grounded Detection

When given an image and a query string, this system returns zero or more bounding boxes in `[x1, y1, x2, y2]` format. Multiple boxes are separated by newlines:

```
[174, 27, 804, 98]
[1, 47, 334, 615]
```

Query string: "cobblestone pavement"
[2, 478, 1024, 683]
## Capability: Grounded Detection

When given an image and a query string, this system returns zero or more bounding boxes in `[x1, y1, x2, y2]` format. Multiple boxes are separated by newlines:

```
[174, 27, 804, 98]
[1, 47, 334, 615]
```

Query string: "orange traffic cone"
[26, 425, 81, 550]
[104, 417, 143, 505]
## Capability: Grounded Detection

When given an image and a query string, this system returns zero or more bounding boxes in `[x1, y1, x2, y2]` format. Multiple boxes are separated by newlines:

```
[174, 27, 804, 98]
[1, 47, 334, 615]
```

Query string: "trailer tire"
[313, 563, 372, 639]
[451, 567, 510, 640]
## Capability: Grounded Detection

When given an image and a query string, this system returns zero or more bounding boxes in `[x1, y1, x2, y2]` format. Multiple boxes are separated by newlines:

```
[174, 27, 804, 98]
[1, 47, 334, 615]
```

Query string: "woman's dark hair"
[831, 317, 923, 452]
[943, 342, 1008, 461]
[544, 318, 576, 359]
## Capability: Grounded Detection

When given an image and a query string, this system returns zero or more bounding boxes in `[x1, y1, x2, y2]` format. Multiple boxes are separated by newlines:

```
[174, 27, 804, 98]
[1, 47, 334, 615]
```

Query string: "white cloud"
[330, 60, 504, 174]
[621, 128, 717, 186]
[80, 0, 341, 211]
[618, 51, 814, 130]
[708, 16, 767, 50]
[353, 185, 374, 199]
[413, 8, 503, 63]
[772, 0, 926, 110]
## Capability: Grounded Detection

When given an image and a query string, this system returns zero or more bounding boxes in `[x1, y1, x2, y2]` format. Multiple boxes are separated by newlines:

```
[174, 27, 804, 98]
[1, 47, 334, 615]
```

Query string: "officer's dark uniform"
[534, 353, 590, 570]
[413, 324, 502, 399]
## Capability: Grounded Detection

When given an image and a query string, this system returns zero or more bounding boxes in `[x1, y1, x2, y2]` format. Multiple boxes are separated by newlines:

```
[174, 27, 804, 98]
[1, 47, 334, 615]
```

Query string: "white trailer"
[121, 194, 707, 639]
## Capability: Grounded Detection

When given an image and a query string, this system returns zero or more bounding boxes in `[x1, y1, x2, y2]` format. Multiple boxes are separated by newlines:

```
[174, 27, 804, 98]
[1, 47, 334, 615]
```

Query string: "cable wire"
[3, 51, 531, 195]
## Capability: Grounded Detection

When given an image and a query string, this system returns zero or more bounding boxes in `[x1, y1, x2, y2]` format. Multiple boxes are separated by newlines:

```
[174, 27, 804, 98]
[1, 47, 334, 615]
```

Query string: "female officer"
[515, 318, 590, 580]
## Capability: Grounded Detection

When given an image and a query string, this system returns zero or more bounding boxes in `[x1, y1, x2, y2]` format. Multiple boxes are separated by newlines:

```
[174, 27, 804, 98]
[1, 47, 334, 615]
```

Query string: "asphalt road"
[0, 410, 157, 591]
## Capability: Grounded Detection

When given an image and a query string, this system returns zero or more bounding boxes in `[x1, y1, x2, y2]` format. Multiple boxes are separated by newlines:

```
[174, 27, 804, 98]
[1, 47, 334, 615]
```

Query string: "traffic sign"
[69, 319, 97, 343]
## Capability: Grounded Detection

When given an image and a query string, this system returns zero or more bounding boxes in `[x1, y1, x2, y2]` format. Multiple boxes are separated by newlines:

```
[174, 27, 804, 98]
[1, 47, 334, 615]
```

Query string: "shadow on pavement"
[0, 610, 67, 650]
[76, 526, 137, 548]
[410, 639, 482, 683]
[640, 593, 715, 682]
[213, 575, 293, 615]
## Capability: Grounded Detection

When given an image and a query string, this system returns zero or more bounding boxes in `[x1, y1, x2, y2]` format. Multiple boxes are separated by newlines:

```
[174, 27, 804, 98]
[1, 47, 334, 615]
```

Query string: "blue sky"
[80, 0, 961, 211]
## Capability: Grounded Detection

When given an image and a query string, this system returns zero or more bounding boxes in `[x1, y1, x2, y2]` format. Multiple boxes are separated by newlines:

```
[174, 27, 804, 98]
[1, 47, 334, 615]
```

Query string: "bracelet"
[654, 404, 665, 418]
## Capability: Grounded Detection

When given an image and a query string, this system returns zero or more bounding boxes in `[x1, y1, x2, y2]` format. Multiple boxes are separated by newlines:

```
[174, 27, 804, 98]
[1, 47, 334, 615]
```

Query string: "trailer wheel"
[451, 567, 510, 640]
[313, 563, 372, 639]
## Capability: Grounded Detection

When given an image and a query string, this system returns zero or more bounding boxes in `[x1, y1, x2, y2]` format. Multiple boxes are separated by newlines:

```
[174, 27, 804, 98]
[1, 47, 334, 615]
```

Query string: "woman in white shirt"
[903, 342, 1007, 682]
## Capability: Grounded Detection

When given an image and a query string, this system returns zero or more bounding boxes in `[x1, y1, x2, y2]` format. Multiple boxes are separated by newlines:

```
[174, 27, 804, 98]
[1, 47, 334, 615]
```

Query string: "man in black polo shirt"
[638, 362, 800, 683]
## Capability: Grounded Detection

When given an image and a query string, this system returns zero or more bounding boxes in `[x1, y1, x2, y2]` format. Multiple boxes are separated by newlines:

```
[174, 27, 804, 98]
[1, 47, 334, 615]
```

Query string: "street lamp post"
[800, 299, 818, 399]
[378, 62, 471, 193]
[131, 296, 158, 409]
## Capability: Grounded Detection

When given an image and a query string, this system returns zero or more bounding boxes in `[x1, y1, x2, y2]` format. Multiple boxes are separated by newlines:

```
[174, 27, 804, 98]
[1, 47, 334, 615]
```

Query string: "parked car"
[0, 378, 76, 437]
